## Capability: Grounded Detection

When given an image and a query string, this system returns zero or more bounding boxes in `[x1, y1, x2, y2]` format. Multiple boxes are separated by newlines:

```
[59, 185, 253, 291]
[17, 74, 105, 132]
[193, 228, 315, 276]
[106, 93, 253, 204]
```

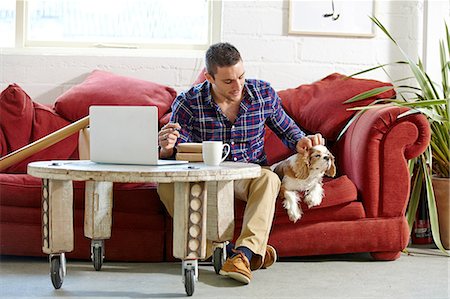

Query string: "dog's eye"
[315, 154, 321, 158]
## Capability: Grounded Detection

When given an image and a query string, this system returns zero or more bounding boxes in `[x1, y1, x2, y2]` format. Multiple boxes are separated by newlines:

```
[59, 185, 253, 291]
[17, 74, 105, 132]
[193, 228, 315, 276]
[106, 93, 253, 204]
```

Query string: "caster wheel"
[213, 247, 224, 274]
[184, 269, 195, 296]
[91, 240, 104, 271]
[50, 255, 65, 289]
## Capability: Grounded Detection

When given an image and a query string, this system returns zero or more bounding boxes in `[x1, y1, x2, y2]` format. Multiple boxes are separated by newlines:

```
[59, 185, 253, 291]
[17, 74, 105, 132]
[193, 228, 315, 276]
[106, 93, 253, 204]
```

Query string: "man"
[158, 42, 323, 284]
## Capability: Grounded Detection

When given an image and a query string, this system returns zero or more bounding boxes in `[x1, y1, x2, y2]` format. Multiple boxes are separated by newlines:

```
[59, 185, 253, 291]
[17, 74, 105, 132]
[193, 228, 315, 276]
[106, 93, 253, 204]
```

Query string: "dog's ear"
[271, 161, 285, 180]
[294, 151, 310, 179]
[325, 152, 336, 177]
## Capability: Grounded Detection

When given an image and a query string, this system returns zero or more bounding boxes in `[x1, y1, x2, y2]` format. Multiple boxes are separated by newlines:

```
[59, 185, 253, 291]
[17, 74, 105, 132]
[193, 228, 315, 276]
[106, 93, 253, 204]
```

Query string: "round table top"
[27, 160, 262, 183]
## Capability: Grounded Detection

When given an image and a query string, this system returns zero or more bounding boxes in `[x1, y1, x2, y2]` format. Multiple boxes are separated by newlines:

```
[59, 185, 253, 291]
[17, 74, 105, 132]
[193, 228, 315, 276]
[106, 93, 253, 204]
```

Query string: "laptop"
[89, 105, 188, 166]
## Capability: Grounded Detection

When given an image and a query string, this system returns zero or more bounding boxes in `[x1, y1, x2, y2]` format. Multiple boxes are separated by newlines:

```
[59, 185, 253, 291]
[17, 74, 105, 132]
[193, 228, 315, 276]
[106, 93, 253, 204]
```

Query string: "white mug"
[202, 141, 230, 166]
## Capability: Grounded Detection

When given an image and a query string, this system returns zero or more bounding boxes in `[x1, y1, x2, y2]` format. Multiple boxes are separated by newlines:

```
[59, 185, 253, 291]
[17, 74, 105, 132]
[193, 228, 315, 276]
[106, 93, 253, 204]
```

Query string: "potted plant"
[339, 16, 449, 253]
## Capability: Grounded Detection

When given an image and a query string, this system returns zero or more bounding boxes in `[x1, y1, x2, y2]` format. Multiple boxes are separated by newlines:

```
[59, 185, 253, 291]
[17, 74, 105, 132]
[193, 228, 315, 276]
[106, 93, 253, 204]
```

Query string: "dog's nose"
[324, 156, 329, 161]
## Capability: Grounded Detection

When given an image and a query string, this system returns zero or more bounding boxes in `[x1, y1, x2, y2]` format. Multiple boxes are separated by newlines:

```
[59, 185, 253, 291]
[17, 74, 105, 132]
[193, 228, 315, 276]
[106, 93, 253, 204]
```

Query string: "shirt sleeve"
[266, 87, 305, 150]
[169, 92, 193, 144]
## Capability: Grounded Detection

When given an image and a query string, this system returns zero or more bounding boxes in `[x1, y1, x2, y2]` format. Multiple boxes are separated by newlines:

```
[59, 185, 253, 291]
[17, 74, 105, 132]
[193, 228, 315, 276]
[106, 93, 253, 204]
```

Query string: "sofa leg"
[370, 251, 401, 261]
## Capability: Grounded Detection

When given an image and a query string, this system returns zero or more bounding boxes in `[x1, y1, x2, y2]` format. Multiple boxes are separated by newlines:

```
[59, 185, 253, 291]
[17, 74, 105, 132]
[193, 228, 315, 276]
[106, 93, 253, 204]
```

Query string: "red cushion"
[193, 68, 206, 85]
[264, 126, 295, 165]
[0, 127, 7, 157]
[0, 85, 79, 173]
[0, 84, 34, 153]
[278, 73, 395, 141]
[309, 175, 357, 209]
[235, 175, 358, 224]
[0, 173, 163, 216]
[159, 112, 171, 128]
[0, 174, 42, 207]
[54, 70, 177, 121]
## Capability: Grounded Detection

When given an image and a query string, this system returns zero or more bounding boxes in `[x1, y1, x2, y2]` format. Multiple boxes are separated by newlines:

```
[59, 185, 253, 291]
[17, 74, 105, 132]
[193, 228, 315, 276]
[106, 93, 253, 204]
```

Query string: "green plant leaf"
[370, 16, 397, 45]
[440, 40, 448, 98]
[348, 61, 407, 78]
[344, 86, 395, 104]
[421, 160, 449, 255]
[336, 100, 386, 140]
[340, 17, 450, 255]
[406, 162, 422, 231]
[396, 99, 447, 107]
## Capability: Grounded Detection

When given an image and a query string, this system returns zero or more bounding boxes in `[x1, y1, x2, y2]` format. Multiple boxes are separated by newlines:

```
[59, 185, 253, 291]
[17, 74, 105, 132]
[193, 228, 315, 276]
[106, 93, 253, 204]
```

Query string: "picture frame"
[288, 0, 375, 38]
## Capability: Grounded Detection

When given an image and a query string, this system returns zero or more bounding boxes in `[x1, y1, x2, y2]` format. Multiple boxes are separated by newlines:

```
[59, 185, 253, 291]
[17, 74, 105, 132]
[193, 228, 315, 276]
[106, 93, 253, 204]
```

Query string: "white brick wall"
[0, 0, 428, 105]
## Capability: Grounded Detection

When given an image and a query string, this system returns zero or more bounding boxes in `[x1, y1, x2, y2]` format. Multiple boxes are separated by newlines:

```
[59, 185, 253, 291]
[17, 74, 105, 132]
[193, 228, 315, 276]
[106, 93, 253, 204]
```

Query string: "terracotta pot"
[432, 177, 450, 249]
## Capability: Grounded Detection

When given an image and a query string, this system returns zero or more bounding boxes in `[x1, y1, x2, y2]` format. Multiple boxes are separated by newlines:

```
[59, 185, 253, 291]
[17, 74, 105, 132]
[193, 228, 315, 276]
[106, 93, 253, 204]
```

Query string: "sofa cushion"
[159, 112, 172, 128]
[235, 175, 358, 224]
[0, 84, 34, 153]
[193, 68, 207, 85]
[0, 173, 162, 213]
[54, 70, 177, 122]
[0, 127, 7, 157]
[0, 85, 79, 173]
[264, 126, 295, 165]
[278, 73, 395, 141]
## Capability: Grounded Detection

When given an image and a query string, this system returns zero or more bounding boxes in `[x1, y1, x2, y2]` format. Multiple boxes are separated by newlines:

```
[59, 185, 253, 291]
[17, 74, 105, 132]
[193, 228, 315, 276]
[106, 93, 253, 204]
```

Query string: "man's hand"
[295, 133, 325, 153]
[158, 123, 181, 158]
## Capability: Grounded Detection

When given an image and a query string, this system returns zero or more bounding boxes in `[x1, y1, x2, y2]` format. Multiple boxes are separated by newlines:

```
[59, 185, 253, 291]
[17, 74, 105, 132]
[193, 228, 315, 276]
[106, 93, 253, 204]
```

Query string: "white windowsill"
[0, 47, 205, 58]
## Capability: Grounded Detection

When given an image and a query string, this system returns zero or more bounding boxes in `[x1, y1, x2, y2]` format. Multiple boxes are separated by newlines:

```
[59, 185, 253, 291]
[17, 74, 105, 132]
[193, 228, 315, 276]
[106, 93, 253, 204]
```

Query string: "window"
[0, 0, 15, 47]
[1, 0, 220, 50]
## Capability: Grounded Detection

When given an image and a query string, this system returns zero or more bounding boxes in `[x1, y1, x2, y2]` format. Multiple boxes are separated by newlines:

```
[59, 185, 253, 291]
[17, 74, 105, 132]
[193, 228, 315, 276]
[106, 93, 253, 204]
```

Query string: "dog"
[271, 145, 336, 223]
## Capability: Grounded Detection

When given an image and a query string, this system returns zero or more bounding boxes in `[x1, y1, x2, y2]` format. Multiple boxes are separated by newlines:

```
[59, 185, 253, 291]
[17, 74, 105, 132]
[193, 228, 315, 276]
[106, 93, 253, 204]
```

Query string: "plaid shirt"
[170, 79, 305, 165]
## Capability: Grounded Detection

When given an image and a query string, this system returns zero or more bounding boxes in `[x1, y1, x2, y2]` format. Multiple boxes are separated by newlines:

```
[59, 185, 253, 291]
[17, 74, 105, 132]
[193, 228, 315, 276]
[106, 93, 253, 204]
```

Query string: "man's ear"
[204, 72, 214, 84]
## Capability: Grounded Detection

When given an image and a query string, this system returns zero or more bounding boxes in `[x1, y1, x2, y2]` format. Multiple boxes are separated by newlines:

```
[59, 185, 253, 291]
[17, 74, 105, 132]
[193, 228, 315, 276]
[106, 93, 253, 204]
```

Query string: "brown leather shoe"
[250, 245, 278, 270]
[219, 252, 252, 284]
[261, 245, 277, 269]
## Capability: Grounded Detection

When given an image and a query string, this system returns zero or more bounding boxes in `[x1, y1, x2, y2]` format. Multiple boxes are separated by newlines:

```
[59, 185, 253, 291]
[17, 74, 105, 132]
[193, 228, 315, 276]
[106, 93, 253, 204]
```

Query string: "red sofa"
[0, 71, 430, 262]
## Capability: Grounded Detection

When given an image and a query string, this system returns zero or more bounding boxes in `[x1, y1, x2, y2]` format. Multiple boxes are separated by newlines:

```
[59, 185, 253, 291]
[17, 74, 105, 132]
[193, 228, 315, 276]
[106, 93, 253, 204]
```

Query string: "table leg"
[173, 181, 208, 296]
[206, 180, 234, 240]
[173, 181, 208, 260]
[84, 181, 113, 271]
[206, 180, 234, 274]
[42, 179, 74, 254]
[41, 178, 73, 289]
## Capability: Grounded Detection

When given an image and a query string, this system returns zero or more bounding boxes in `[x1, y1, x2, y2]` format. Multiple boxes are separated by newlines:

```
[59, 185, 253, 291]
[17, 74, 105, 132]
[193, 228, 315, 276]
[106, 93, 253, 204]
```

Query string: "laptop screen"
[89, 106, 159, 165]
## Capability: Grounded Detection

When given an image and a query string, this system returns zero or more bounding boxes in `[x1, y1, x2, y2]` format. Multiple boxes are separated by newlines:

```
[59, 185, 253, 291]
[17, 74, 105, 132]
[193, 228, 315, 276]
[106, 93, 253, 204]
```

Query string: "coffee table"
[28, 160, 261, 295]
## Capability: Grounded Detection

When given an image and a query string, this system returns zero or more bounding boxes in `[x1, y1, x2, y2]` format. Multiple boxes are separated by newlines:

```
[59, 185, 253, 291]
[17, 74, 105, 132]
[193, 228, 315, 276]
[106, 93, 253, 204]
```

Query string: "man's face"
[206, 60, 245, 102]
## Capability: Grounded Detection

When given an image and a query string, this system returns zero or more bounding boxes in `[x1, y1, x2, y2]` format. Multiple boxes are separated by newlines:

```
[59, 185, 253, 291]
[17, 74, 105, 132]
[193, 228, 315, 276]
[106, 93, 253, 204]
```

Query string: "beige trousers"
[157, 168, 280, 269]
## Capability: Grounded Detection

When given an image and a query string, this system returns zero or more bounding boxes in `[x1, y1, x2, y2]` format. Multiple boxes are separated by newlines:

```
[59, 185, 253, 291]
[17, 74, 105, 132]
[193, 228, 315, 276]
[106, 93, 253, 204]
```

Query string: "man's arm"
[266, 88, 324, 152]
[266, 88, 305, 150]
[158, 93, 193, 159]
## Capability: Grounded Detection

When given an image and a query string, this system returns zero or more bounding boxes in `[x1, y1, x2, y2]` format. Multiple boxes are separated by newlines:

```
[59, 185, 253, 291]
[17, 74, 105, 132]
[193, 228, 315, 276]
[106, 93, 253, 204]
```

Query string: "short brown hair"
[205, 42, 242, 78]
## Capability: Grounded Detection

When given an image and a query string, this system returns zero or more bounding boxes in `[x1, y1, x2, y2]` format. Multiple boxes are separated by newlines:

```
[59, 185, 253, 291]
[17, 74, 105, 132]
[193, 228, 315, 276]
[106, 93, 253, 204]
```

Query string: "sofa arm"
[335, 106, 430, 218]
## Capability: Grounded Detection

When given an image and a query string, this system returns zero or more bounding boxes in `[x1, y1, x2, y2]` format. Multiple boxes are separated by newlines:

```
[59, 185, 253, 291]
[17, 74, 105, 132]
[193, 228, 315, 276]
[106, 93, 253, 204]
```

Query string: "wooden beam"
[0, 116, 89, 171]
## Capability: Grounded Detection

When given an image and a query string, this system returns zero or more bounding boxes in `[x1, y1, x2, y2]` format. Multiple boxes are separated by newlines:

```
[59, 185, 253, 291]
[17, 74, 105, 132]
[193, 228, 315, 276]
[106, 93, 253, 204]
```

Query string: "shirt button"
[233, 157, 237, 161]
[231, 125, 235, 129]
[231, 141, 235, 145]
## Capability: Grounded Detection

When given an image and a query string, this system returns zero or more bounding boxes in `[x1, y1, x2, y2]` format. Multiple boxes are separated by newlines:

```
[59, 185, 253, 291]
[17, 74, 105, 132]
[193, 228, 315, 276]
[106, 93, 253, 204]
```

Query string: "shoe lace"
[231, 249, 250, 265]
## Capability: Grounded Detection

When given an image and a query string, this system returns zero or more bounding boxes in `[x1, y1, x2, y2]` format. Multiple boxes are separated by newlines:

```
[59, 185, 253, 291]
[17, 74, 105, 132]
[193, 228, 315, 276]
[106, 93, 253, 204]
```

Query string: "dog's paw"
[282, 198, 291, 210]
[304, 195, 322, 208]
[283, 191, 302, 222]
[284, 202, 302, 223]
[287, 207, 302, 223]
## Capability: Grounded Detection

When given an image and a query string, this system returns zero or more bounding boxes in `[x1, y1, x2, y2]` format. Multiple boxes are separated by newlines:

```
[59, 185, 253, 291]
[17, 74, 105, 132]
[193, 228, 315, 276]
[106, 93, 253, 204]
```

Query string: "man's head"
[204, 42, 245, 102]
[205, 42, 242, 78]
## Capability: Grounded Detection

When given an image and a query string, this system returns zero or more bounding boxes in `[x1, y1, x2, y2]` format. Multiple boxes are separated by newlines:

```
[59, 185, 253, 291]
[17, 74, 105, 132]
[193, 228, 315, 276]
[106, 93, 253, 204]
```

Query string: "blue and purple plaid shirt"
[170, 79, 305, 165]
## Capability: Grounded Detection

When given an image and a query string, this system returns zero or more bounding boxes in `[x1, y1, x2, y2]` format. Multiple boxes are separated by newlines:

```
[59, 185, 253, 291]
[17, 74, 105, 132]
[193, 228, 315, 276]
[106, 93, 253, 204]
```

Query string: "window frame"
[12, 0, 221, 51]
